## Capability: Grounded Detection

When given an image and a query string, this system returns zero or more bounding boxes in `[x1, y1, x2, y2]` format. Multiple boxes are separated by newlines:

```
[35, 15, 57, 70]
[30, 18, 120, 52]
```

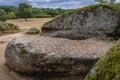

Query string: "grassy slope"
[84, 40, 120, 80]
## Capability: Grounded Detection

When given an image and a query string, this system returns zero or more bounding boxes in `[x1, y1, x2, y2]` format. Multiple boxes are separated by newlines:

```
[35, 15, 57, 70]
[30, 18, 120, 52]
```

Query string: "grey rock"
[5, 35, 115, 75]
[42, 6, 118, 40]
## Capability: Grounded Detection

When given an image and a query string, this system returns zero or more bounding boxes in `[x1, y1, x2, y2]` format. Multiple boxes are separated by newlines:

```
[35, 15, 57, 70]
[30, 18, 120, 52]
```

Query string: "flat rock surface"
[10, 36, 115, 59]
[5, 35, 116, 76]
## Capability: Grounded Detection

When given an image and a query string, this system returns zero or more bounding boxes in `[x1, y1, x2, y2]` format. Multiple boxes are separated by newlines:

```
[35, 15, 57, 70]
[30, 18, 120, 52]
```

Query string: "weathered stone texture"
[5, 36, 115, 75]
[42, 6, 118, 39]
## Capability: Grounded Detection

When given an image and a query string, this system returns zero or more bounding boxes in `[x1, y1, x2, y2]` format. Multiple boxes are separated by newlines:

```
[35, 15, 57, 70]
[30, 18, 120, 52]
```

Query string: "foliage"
[32, 8, 43, 17]
[0, 22, 9, 31]
[7, 23, 20, 30]
[95, 0, 108, 4]
[7, 12, 17, 19]
[32, 8, 70, 18]
[16, 3, 33, 21]
[26, 27, 40, 34]
[0, 6, 17, 13]
[0, 22, 20, 31]
[0, 9, 7, 21]
[95, 0, 116, 5]
[0, 3, 71, 19]
[45, 8, 59, 17]
[84, 40, 120, 80]
[35, 13, 52, 18]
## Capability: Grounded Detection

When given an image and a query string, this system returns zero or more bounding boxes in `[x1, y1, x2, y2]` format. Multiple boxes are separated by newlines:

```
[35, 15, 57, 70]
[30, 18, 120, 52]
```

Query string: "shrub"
[26, 27, 40, 34]
[7, 23, 20, 30]
[7, 12, 17, 19]
[0, 22, 20, 31]
[35, 13, 52, 18]
[0, 9, 7, 21]
[0, 22, 9, 31]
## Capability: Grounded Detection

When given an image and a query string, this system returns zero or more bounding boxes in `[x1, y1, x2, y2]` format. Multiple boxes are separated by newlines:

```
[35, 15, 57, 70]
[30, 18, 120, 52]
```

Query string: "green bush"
[0, 15, 7, 21]
[0, 22, 9, 31]
[0, 22, 20, 31]
[7, 23, 20, 30]
[7, 12, 17, 19]
[26, 27, 40, 34]
[0, 9, 7, 21]
[35, 13, 52, 18]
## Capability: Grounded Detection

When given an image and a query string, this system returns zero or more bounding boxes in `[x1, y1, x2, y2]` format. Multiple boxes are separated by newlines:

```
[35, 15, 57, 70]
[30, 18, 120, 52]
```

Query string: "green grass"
[84, 40, 120, 80]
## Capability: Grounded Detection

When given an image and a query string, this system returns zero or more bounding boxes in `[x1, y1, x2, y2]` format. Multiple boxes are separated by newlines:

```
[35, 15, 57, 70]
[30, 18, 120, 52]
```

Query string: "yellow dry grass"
[7, 18, 53, 30]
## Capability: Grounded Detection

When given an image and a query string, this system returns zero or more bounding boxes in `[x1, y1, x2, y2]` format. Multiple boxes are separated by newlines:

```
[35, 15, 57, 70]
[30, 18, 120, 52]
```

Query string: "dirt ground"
[0, 33, 22, 80]
[7, 18, 53, 30]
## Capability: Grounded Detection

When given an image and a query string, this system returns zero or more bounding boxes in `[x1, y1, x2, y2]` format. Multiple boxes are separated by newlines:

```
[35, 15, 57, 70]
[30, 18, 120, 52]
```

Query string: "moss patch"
[84, 40, 120, 80]
[26, 27, 40, 35]
[47, 4, 112, 23]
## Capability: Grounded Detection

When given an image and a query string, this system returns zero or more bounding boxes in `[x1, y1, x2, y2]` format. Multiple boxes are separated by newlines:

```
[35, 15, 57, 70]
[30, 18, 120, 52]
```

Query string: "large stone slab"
[5, 35, 115, 76]
[41, 5, 118, 40]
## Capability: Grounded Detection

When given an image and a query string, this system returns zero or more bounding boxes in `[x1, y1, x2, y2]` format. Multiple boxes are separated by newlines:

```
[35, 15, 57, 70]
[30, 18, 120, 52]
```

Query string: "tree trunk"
[25, 18, 27, 22]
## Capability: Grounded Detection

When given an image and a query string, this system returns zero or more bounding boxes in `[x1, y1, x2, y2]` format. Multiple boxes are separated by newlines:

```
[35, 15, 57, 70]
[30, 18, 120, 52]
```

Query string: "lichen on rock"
[5, 36, 115, 76]
[41, 4, 119, 40]
[84, 40, 120, 80]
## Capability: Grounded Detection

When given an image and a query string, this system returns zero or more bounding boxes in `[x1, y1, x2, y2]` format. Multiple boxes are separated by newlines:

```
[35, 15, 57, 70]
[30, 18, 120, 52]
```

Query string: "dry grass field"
[7, 18, 53, 30]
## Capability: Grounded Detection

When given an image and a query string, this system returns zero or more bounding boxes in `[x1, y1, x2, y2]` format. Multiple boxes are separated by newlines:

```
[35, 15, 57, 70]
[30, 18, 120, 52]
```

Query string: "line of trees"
[1, 1, 120, 22]
[95, 0, 116, 4]
[0, 3, 71, 21]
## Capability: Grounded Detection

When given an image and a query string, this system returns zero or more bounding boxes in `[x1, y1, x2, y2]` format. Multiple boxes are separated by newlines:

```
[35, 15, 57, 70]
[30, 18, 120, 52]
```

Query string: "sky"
[0, 0, 120, 9]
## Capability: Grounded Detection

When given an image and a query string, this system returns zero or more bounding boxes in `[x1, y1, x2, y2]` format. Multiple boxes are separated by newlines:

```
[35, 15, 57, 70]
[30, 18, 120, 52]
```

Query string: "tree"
[7, 12, 17, 19]
[0, 6, 17, 13]
[17, 3, 33, 21]
[32, 8, 43, 17]
[109, 0, 116, 5]
[95, 0, 107, 4]
[95, 0, 116, 5]
[46, 8, 59, 17]
[0, 9, 7, 21]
